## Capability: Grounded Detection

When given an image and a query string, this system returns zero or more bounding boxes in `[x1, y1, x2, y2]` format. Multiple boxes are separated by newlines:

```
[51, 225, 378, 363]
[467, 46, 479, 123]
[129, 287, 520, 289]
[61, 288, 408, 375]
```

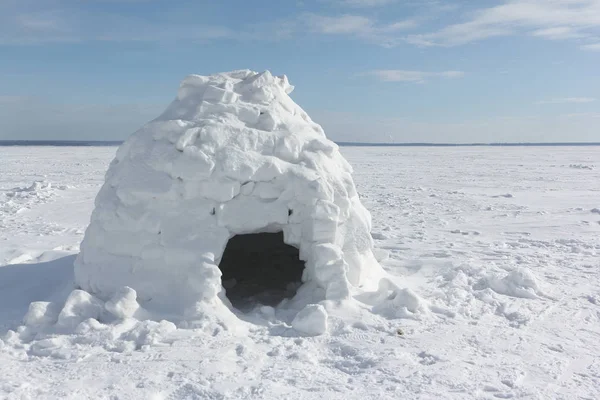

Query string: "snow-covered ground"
[1, 145, 599, 399]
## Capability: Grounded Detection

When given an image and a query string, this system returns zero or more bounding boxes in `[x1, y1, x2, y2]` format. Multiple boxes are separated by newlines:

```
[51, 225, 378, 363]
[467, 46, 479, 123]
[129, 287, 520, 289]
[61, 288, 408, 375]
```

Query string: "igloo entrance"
[218, 232, 305, 310]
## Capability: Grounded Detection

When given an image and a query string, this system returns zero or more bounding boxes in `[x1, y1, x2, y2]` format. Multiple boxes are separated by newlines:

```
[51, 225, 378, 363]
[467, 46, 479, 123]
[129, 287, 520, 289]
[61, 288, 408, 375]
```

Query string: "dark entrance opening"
[219, 232, 305, 310]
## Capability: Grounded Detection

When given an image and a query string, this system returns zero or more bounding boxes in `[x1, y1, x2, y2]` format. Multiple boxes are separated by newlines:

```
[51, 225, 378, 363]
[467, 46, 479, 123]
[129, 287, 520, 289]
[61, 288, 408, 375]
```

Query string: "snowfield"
[1, 145, 599, 399]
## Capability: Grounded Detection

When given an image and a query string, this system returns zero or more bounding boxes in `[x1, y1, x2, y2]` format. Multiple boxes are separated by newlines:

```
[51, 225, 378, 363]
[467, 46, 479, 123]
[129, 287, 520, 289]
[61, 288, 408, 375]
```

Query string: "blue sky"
[0, 0, 599, 143]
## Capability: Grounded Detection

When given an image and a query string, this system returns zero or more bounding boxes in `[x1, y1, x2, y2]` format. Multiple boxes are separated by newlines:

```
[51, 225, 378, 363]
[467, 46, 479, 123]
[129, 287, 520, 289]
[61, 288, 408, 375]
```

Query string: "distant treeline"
[1, 140, 599, 147]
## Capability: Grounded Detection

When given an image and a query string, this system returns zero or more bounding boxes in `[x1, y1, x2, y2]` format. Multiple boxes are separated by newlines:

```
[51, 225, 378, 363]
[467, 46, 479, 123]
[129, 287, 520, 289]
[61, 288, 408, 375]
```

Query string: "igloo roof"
[75, 70, 383, 318]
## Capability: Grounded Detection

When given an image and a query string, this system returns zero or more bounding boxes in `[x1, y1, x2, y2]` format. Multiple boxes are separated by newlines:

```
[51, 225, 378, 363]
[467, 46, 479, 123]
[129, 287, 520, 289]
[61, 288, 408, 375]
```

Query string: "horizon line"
[1, 140, 600, 147]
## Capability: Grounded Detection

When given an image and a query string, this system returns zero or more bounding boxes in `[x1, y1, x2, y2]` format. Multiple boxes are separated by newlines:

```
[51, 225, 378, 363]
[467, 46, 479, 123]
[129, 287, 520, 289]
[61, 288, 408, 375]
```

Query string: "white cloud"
[532, 26, 586, 40]
[536, 97, 596, 104]
[365, 69, 464, 83]
[305, 14, 373, 34]
[16, 13, 63, 32]
[302, 13, 418, 46]
[580, 42, 600, 50]
[406, 0, 600, 47]
[334, 0, 396, 7]
[329, 0, 456, 11]
[380, 20, 420, 32]
[304, 13, 417, 34]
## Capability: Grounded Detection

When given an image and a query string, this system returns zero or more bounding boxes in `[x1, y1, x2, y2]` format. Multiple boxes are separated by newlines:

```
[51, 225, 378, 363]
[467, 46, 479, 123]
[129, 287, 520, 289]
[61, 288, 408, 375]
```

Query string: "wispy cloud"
[305, 14, 373, 34]
[536, 97, 596, 104]
[364, 69, 464, 83]
[406, 0, 600, 47]
[1, 3, 419, 46]
[0, 1, 238, 45]
[580, 42, 600, 50]
[328, 0, 456, 11]
[16, 13, 63, 32]
[0, 95, 31, 104]
[562, 112, 600, 118]
[303, 13, 418, 46]
[4, 0, 599, 50]
[532, 26, 586, 40]
[333, 0, 396, 7]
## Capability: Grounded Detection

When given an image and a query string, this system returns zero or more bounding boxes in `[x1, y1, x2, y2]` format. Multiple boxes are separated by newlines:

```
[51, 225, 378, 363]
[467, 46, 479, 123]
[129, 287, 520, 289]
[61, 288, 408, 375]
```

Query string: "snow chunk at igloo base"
[74, 69, 387, 333]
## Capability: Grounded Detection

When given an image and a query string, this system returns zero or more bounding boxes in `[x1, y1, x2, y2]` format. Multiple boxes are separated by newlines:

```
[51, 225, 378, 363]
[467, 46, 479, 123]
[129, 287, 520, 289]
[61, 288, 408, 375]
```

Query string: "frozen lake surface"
[1, 146, 599, 399]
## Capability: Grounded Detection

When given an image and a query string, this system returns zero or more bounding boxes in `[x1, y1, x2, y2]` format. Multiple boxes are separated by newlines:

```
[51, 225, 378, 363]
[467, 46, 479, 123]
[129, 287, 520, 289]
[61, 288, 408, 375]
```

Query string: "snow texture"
[74, 70, 384, 326]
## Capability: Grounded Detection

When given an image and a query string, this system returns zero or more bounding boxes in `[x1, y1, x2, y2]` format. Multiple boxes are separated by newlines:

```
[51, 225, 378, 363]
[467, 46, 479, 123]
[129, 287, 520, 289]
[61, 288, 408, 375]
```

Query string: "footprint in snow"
[417, 351, 442, 365]
[167, 383, 221, 400]
[586, 295, 599, 305]
[450, 229, 481, 236]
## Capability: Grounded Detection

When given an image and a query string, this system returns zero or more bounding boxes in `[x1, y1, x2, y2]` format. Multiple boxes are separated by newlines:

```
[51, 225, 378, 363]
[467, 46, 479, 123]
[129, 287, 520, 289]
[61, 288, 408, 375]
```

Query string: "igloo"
[75, 70, 384, 320]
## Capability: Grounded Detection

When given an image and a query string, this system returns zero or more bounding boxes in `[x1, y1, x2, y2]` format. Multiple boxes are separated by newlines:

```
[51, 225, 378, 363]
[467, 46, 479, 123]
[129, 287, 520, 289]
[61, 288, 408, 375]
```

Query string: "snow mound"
[426, 261, 554, 327]
[482, 268, 543, 299]
[569, 163, 594, 170]
[72, 70, 385, 332]
[372, 279, 430, 320]
[1, 180, 66, 217]
[4, 180, 68, 200]
[3, 286, 178, 360]
[7, 180, 53, 195]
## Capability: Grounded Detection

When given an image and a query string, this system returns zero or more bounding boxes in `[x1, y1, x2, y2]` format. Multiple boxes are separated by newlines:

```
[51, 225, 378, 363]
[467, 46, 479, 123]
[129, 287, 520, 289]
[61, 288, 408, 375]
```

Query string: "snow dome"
[75, 70, 384, 321]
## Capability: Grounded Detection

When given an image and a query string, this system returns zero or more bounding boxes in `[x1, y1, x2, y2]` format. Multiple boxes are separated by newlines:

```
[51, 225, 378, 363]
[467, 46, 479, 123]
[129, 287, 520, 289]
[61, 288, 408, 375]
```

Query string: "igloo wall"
[75, 70, 383, 316]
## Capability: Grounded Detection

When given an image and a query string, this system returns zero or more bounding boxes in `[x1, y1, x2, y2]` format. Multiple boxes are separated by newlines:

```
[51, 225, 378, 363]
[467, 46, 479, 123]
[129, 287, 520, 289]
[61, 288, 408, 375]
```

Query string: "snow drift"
[74, 70, 384, 326]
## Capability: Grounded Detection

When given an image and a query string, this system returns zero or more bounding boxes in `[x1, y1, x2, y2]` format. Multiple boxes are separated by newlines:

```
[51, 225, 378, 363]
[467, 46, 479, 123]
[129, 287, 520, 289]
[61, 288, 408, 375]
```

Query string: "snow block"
[57, 290, 105, 329]
[23, 302, 60, 328]
[203, 85, 239, 104]
[292, 304, 328, 336]
[105, 287, 146, 319]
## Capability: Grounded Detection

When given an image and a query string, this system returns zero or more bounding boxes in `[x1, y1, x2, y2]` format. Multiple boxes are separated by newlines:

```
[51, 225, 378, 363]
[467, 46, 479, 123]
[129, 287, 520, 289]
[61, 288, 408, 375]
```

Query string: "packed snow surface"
[1, 145, 600, 399]
[75, 70, 383, 323]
